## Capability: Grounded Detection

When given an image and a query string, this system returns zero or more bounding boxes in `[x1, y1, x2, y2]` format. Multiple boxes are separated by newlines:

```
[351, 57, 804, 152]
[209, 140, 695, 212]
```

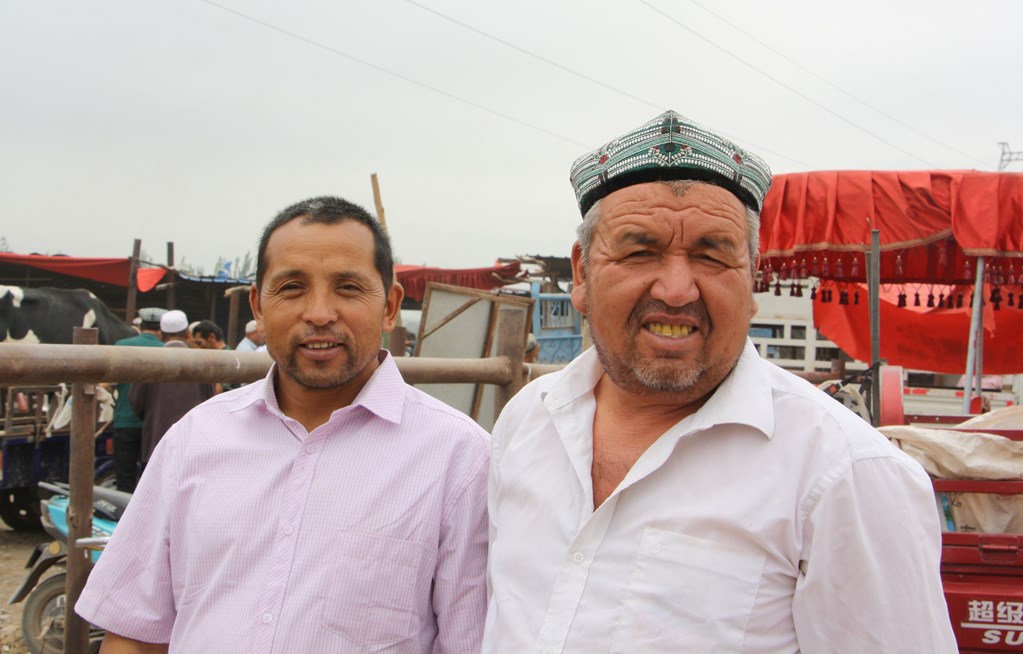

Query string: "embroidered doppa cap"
[569, 110, 772, 216]
[138, 307, 167, 324]
[160, 310, 189, 334]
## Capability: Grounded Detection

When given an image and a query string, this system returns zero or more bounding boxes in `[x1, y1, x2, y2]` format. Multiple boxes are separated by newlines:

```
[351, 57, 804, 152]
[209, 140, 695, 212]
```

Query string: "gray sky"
[2, 0, 1021, 274]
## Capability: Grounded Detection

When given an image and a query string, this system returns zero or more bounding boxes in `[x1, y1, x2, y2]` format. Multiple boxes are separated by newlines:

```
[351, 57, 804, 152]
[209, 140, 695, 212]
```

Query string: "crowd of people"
[109, 309, 264, 491]
[79, 110, 958, 653]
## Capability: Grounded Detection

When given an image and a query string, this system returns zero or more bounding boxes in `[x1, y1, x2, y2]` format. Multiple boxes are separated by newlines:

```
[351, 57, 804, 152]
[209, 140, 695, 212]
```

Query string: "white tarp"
[880, 419, 1023, 534]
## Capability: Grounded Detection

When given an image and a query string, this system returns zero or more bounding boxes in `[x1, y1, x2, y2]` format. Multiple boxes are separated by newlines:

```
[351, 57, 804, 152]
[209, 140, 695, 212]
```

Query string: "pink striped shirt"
[77, 353, 489, 653]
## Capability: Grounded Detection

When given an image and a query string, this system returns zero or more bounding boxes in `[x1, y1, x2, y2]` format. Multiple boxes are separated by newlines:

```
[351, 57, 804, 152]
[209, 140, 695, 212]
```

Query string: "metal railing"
[0, 305, 544, 653]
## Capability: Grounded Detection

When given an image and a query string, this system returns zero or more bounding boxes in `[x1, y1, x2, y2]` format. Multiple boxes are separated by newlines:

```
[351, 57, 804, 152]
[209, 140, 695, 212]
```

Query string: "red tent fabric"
[0, 252, 167, 292]
[813, 281, 1023, 374]
[760, 171, 1023, 284]
[758, 171, 1023, 372]
[395, 262, 523, 302]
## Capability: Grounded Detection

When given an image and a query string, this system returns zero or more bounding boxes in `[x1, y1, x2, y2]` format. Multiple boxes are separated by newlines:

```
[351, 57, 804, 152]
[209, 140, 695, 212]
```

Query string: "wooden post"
[125, 239, 141, 322]
[66, 327, 98, 654]
[494, 304, 528, 415]
[166, 241, 176, 310]
[371, 173, 405, 357]
[371, 173, 387, 233]
[227, 287, 241, 348]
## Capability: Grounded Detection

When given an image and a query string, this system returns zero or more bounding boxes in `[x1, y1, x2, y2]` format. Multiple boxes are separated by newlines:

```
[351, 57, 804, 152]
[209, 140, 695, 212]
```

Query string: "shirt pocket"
[321, 531, 426, 646]
[612, 527, 765, 654]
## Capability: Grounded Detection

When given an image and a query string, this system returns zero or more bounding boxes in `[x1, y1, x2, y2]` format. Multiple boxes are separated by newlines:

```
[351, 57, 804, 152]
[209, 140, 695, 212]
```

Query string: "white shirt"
[78, 353, 490, 653]
[235, 336, 258, 352]
[483, 340, 956, 653]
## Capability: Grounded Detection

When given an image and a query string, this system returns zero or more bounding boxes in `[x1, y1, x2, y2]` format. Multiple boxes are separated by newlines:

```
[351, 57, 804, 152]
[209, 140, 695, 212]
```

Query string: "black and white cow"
[0, 285, 137, 345]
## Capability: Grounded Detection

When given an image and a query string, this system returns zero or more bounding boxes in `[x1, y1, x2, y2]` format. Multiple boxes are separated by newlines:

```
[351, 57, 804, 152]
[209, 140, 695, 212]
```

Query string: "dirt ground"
[0, 526, 44, 654]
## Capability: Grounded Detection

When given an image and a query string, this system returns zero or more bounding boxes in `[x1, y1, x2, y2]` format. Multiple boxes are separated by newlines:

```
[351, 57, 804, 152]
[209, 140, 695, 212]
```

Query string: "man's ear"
[570, 241, 587, 316]
[381, 282, 404, 333]
[249, 283, 262, 322]
[750, 254, 760, 318]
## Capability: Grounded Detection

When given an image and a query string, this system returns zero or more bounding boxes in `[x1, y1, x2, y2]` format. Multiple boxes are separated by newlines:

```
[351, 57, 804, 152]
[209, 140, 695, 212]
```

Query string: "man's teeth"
[305, 342, 338, 350]
[646, 323, 693, 338]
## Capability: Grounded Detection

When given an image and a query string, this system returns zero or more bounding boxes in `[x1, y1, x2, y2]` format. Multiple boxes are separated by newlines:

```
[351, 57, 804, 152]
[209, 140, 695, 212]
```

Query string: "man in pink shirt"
[77, 196, 490, 653]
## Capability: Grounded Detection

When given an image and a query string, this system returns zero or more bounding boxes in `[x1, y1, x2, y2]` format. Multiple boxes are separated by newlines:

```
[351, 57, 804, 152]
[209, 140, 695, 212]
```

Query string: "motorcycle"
[8, 481, 129, 654]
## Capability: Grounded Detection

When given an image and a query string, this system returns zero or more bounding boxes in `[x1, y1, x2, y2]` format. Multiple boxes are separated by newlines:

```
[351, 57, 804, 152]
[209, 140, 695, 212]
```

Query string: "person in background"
[523, 333, 540, 364]
[192, 319, 229, 351]
[483, 110, 957, 653]
[129, 309, 215, 473]
[191, 319, 234, 391]
[186, 321, 201, 348]
[77, 195, 490, 653]
[236, 319, 265, 352]
[110, 307, 165, 493]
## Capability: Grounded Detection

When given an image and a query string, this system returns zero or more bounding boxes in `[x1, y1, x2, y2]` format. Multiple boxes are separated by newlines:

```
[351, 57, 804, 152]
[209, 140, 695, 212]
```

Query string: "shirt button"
[261, 613, 273, 624]
[283, 524, 294, 535]
[305, 444, 317, 454]
[571, 551, 585, 564]
[542, 649, 555, 654]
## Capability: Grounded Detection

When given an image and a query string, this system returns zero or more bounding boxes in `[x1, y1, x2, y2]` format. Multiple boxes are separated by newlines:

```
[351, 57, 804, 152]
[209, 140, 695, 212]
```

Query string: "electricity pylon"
[998, 142, 1023, 171]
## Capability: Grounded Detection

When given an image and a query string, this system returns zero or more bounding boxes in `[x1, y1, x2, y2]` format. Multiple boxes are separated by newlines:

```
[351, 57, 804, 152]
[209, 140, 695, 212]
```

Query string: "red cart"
[885, 383, 1023, 652]
[936, 470, 1023, 652]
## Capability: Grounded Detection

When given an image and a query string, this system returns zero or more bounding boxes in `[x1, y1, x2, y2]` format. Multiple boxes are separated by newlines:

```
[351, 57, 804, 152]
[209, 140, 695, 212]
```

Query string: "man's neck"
[273, 356, 382, 432]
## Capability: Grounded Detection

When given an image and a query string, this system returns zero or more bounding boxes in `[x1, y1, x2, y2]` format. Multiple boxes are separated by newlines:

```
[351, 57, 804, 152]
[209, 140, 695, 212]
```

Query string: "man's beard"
[592, 330, 705, 394]
[587, 294, 710, 395]
[279, 332, 374, 390]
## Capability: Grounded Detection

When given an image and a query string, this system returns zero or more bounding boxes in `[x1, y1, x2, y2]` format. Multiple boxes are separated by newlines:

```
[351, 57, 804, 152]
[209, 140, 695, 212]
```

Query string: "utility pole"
[998, 142, 1023, 171]
[371, 173, 407, 357]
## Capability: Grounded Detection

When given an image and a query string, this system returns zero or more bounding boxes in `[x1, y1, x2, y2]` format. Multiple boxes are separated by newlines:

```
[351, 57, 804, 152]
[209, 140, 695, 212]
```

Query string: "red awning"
[758, 170, 1023, 373]
[395, 262, 523, 302]
[813, 281, 1023, 375]
[760, 170, 1023, 284]
[0, 252, 167, 292]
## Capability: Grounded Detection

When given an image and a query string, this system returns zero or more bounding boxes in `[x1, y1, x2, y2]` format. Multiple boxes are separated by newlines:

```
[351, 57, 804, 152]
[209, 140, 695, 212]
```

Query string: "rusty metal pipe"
[0, 343, 516, 386]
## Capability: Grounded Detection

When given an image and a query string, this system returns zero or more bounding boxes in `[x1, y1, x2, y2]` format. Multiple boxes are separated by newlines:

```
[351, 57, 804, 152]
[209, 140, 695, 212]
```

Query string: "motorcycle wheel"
[20, 574, 102, 654]
[0, 487, 42, 531]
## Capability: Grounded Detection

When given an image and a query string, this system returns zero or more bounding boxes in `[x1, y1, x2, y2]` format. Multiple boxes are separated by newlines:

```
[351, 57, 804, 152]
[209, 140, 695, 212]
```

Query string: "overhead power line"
[198, 0, 592, 149]
[639, 0, 940, 168]
[401, 0, 816, 169]
[683, 0, 988, 167]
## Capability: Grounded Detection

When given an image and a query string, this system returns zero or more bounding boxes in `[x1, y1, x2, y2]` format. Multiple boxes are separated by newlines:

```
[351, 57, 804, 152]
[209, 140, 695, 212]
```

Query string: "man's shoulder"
[753, 358, 912, 466]
[400, 383, 490, 440]
[115, 333, 161, 347]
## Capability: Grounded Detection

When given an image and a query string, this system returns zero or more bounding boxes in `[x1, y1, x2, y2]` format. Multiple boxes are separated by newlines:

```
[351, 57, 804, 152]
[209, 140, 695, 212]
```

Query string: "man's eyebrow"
[266, 268, 374, 284]
[611, 230, 659, 247]
[266, 268, 304, 284]
[695, 234, 741, 252]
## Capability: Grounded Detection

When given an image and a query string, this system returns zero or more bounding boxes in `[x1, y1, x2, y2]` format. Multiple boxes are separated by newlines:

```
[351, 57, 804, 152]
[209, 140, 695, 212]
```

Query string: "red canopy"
[758, 171, 1023, 373]
[395, 261, 523, 302]
[760, 170, 1023, 284]
[813, 281, 1023, 374]
[0, 252, 167, 292]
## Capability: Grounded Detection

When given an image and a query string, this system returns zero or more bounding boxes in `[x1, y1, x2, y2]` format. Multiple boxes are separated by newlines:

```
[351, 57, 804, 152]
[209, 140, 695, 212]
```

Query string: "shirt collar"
[546, 339, 774, 439]
[257, 350, 405, 425]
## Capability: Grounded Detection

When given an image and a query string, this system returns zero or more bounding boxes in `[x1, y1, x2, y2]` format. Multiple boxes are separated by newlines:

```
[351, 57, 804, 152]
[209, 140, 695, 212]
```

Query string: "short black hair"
[192, 320, 224, 342]
[255, 196, 394, 290]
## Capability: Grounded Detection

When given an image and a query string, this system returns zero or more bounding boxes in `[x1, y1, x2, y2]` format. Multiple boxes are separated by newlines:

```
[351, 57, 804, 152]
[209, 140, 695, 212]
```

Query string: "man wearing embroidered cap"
[484, 111, 955, 652]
